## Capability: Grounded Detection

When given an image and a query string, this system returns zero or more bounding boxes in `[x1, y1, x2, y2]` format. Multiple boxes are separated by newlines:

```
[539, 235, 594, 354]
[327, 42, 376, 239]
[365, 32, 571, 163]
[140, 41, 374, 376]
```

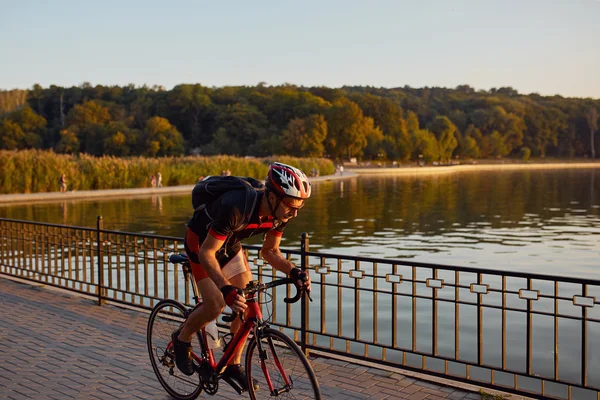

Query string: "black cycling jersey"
[186, 190, 287, 266]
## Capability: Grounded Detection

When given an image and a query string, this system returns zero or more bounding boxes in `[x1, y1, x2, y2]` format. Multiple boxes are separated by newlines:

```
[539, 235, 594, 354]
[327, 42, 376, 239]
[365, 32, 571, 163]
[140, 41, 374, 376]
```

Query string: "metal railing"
[1, 217, 599, 400]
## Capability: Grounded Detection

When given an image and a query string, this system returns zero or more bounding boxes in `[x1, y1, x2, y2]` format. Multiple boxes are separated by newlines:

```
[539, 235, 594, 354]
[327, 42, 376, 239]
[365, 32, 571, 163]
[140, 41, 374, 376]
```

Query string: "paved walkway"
[0, 277, 481, 400]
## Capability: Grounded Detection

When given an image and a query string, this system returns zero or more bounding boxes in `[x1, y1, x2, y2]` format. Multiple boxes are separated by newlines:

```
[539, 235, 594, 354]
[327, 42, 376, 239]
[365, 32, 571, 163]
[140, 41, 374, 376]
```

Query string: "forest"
[1, 83, 598, 163]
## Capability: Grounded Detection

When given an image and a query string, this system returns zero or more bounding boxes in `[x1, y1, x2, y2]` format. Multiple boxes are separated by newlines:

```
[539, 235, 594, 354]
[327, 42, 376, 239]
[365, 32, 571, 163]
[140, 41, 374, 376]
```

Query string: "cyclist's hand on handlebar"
[220, 285, 247, 313]
[290, 267, 311, 293]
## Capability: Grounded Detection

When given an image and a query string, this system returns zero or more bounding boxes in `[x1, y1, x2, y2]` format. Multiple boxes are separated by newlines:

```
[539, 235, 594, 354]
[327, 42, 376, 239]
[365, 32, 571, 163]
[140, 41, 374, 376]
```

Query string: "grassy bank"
[0, 150, 335, 194]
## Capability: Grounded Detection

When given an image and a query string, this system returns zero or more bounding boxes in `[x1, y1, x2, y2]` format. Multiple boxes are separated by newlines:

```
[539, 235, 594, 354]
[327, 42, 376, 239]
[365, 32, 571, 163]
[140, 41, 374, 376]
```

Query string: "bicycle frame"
[168, 255, 302, 395]
[194, 289, 262, 377]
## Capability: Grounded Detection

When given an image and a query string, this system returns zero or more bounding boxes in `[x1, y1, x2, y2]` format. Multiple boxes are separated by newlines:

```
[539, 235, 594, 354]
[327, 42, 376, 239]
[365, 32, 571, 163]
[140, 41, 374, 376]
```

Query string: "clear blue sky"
[1, 0, 599, 98]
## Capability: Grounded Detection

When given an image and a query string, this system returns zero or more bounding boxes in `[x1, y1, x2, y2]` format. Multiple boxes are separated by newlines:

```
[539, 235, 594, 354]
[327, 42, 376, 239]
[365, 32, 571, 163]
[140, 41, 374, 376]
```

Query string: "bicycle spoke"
[147, 300, 203, 400]
[246, 328, 321, 400]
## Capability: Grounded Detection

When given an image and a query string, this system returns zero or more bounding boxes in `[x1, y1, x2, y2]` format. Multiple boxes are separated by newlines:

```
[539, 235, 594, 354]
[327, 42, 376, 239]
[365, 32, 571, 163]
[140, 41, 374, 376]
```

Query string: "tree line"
[0, 83, 598, 162]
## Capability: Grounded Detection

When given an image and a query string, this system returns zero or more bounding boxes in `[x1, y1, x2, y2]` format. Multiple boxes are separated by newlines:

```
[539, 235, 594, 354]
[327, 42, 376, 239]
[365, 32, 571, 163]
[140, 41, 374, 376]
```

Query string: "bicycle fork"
[256, 332, 293, 396]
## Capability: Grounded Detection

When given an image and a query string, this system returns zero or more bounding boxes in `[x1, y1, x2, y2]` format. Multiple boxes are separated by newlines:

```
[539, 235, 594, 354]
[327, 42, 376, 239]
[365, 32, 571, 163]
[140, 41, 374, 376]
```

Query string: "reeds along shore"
[0, 150, 334, 194]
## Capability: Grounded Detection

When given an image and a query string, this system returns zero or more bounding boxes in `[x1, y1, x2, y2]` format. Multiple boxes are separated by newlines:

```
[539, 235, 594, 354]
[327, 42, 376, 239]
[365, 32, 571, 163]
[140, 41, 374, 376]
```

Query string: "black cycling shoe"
[222, 364, 259, 393]
[171, 330, 195, 376]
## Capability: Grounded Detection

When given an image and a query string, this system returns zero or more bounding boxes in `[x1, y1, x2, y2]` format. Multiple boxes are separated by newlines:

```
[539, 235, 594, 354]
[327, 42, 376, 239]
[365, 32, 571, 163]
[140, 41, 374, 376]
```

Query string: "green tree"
[459, 125, 481, 159]
[325, 98, 370, 160]
[351, 94, 412, 160]
[209, 127, 230, 155]
[282, 114, 328, 157]
[65, 101, 113, 154]
[406, 110, 420, 135]
[212, 103, 268, 156]
[167, 84, 212, 146]
[266, 88, 329, 129]
[142, 116, 185, 156]
[0, 119, 25, 149]
[412, 129, 439, 162]
[66, 100, 112, 129]
[358, 117, 385, 160]
[586, 107, 598, 158]
[489, 131, 509, 157]
[0, 107, 46, 149]
[429, 116, 458, 162]
[55, 129, 80, 153]
[103, 122, 139, 156]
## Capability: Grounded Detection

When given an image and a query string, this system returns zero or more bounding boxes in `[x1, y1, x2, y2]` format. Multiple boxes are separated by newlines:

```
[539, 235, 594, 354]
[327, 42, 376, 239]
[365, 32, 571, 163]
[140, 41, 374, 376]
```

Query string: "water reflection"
[1, 168, 599, 277]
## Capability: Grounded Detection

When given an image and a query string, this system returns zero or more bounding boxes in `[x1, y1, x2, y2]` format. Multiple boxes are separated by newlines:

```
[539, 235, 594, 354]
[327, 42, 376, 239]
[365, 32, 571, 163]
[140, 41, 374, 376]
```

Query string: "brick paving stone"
[447, 391, 469, 400]
[441, 387, 458, 393]
[406, 392, 430, 400]
[369, 393, 390, 400]
[380, 387, 411, 398]
[414, 380, 444, 390]
[421, 387, 450, 397]
[0, 277, 484, 400]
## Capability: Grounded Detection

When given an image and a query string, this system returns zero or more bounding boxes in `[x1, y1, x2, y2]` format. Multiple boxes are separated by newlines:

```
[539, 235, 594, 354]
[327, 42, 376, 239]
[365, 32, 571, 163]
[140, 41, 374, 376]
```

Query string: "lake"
[2, 167, 599, 278]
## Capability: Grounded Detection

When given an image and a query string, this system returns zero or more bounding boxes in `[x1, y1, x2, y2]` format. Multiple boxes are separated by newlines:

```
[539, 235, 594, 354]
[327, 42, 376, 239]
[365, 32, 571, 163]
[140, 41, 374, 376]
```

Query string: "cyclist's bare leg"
[228, 270, 253, 365]
[178, 277, 224, 342]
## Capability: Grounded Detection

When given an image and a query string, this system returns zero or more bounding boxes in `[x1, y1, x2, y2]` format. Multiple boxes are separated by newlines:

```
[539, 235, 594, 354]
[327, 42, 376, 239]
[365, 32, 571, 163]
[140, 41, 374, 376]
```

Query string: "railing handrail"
[4, 217, 597, 286]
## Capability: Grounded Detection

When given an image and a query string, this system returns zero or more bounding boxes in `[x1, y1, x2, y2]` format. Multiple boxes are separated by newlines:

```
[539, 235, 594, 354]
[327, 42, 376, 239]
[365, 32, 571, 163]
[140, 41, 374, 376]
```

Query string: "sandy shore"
[1, 162, 598, 205]
[348, 162, 600, 175]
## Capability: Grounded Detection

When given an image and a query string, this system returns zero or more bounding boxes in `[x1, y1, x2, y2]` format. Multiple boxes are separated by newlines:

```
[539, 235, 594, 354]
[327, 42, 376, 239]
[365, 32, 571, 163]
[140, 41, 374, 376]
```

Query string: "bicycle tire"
[147, 299, 203, 400]
[246, 327, 321, 400]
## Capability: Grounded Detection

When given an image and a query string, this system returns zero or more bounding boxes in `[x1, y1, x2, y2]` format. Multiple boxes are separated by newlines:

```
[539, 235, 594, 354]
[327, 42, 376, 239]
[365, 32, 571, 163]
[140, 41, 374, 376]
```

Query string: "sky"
[1, 0, 599, 98]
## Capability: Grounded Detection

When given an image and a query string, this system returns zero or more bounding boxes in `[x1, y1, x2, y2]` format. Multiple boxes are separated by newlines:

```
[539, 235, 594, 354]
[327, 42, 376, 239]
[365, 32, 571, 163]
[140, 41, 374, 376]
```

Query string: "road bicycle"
[147, 253, 322, 399]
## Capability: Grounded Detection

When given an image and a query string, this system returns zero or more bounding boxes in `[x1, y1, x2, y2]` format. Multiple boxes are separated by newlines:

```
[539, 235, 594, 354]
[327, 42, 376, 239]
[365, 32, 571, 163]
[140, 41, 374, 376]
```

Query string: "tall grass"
[0, 150, 335, 194]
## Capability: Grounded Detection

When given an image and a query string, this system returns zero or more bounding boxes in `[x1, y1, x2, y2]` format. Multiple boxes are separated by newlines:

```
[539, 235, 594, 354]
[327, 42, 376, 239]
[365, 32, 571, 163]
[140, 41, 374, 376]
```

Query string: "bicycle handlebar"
[222, 277, 312, 323]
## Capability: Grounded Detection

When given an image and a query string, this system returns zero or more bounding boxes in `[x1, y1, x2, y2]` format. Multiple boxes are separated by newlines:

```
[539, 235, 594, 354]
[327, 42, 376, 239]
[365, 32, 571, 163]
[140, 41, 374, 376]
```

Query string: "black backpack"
[191, 175, 265, 225]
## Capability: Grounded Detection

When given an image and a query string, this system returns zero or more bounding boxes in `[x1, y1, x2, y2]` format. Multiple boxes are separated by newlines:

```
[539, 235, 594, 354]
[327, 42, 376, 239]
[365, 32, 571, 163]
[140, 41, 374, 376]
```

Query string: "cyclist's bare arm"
[198, 235, 247, 312]
[261, 233, 295, 274]
[261, 233, 312, 291]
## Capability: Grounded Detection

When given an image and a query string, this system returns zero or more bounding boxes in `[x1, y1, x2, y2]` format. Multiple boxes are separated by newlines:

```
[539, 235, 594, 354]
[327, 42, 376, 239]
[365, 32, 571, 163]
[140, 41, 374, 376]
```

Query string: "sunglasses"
[280, 198, 305, 212]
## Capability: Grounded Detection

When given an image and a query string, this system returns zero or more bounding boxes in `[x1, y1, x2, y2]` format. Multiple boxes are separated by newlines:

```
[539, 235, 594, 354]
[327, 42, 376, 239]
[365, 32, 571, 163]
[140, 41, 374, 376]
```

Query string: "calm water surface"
[2, 168, 599, 278]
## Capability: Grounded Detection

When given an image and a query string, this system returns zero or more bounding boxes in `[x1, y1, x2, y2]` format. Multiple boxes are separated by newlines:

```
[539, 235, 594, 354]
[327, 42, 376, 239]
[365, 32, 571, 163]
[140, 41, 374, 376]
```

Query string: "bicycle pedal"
[221, 376, 246, 394]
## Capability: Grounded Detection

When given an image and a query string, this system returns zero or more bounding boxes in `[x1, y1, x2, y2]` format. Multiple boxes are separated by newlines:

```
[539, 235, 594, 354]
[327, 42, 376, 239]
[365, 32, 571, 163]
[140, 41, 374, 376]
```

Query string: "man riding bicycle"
[172, 162, 312, 391]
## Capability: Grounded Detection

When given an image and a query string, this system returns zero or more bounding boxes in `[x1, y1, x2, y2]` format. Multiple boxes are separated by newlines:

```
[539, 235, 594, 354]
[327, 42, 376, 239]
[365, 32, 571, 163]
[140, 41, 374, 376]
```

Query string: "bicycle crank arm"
[222, 376, 245, 395]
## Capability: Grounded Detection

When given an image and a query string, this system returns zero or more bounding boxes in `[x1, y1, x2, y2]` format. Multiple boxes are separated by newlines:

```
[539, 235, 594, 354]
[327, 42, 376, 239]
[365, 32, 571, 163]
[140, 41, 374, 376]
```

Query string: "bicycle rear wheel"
[246, 327, 321, 400]
[147, 299, 203, 400]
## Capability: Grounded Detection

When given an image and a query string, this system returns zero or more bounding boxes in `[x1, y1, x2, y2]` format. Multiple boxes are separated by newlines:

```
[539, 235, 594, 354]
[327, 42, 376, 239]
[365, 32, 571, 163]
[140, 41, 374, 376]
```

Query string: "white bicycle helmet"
[265, 162, 312, 199]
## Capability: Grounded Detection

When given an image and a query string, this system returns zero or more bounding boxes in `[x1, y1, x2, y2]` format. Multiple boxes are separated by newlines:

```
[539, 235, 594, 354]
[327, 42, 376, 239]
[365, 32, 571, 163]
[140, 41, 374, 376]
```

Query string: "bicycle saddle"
[169, 253, 189, 264]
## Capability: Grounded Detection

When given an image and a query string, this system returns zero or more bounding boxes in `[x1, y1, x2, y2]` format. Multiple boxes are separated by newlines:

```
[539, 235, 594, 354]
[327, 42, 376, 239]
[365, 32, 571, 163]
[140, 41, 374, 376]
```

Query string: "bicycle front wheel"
[147, 299, 203, 400]
[246, 328, 321, 400]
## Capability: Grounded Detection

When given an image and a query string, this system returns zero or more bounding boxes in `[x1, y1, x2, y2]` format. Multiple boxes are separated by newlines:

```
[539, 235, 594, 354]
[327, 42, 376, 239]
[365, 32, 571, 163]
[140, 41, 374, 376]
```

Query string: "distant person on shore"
[59, 174, 67, 192]
[150, 174, 156, 188]
[339, 165, 344, 176]
[157, 172, 163, 188]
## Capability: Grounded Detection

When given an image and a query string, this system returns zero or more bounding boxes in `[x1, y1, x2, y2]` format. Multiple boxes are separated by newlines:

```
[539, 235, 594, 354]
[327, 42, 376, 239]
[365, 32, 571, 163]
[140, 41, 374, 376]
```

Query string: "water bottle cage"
[221, 333, 234, 352]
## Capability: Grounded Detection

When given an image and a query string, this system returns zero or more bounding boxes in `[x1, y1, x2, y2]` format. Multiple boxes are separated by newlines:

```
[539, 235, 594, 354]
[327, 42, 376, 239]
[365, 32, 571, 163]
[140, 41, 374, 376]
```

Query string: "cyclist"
[172, 162, 312, 391]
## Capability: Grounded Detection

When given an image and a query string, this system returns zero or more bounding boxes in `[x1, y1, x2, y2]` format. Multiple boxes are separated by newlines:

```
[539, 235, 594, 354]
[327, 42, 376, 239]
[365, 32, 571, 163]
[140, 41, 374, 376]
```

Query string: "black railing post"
[96, 216, 105, 306]
[300, 232, 309, 356]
